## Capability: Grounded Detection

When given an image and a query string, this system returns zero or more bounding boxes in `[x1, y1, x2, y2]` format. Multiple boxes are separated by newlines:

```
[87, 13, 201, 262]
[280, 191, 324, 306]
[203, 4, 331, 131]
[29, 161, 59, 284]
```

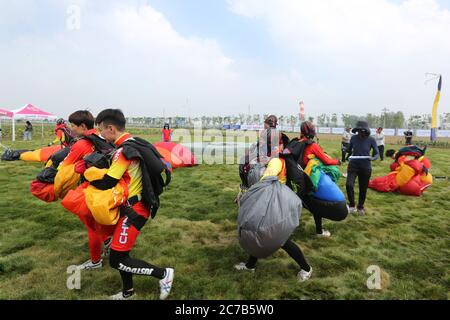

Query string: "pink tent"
[11, 104, 58, 141]
[0, 108, 13, 141]
[0, 108, 13, 118]
[12, 104, 57, 120]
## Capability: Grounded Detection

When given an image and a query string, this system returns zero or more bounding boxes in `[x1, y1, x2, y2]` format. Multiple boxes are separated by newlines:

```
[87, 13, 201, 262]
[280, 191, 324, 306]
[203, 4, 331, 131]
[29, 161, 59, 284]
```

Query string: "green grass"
[0, 130, 449, 300]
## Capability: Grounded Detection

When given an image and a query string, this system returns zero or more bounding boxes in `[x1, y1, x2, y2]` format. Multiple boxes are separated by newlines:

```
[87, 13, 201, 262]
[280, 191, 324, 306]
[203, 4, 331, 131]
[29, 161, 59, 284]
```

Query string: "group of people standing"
[22, 113, 407, 294]
[235, 116, 383, 281]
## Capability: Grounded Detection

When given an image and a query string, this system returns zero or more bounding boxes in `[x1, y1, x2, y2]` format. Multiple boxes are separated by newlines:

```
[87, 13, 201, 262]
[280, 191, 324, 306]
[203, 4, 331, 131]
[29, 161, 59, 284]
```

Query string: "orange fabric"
[114, 132, 133, 147]
[420, 157, 431, 170]
[55, 128, 64, 141]
[54, 164, 80, 199]
[30, 180, 56, 202]
[390, 162, 400, 172]
[61, 182, 91, 218]
[420, 173, 433, 185]
[156, 147, 183, 169]
[395, 163, 416, 187]
[373, 156, 433, 196]
[60, 139, 94, 166]
[300, 139, 339, 167]
[20, 149, 42, 162]
[262, 158, 286, 184]
[84, 180, 128, 226]
[399, 175, 426, 197]
[405, 159, 423, 175]
[154, 142, 198, 167]
[62, 181, 117, 238]
[40, 146, 63, 162]
[369, 172, 398, 192]
[18, 146, 61, 162]
[84, 167, 129, 226]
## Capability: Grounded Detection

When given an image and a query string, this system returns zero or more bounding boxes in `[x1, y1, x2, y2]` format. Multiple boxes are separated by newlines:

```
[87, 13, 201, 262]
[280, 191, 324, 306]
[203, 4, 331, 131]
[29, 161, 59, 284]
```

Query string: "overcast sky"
[0, 0, 449, 119]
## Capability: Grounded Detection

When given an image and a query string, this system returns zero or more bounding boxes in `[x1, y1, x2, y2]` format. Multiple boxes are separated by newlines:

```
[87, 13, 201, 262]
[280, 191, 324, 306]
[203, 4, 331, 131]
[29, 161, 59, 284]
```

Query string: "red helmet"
[300, 121, 316, 138]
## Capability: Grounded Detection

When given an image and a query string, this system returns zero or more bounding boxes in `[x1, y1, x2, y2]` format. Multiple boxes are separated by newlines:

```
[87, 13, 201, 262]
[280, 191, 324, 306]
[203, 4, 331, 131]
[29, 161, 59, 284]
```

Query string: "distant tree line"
[126, 112, 450, 130]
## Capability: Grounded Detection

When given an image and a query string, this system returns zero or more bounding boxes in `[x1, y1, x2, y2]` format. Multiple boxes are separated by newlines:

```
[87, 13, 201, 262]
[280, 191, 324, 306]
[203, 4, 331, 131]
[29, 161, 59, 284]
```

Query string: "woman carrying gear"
[235, 156, 313, 282]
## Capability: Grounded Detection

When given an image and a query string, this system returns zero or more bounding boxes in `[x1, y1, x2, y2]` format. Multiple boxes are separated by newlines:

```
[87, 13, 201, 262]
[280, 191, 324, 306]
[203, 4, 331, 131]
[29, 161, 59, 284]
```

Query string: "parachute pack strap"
[121, 206, 148, 231]
[349, 156, 372, 160]
[163, 167, 172, 187]
[84, 134, 116, 154]
[256, 140, 260, 162]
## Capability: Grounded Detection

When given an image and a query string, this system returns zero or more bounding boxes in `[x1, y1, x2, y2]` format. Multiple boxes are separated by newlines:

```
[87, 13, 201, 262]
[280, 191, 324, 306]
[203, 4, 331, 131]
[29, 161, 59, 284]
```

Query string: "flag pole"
[430, 75, 442, 142]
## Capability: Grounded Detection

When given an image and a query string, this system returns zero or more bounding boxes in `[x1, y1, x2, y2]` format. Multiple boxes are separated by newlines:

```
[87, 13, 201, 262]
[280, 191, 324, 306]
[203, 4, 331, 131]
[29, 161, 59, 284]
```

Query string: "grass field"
[0, 128, 449, 300]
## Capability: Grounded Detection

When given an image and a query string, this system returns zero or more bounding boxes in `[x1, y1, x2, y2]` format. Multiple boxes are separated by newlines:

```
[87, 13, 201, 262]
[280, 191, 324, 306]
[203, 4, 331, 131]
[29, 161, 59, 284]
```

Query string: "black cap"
[352, 121, 370, 134]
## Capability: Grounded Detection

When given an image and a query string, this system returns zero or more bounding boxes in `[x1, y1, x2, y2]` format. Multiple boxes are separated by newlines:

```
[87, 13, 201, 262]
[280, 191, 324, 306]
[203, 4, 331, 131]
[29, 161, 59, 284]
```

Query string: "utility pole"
[382, 107, 389, 128]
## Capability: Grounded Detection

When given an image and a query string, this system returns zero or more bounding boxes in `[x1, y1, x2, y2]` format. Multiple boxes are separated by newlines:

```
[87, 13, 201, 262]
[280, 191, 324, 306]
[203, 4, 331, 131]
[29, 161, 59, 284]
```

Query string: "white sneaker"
[159, 268, 174, 300]
[348, 206, 357, 214]
[297, 267, 313, 282]
[76, 259, 102, 270]
[316, 230, 331, 238]
[110, 291, 135, 300]
[234, 262, 256, 273]
[102, 238, 112, 258]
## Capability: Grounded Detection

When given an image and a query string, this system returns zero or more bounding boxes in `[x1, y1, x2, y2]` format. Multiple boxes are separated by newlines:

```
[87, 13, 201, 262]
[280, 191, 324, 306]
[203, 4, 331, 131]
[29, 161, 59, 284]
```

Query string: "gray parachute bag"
[237, 176, 302, 259]
[247, 163, 266, 188]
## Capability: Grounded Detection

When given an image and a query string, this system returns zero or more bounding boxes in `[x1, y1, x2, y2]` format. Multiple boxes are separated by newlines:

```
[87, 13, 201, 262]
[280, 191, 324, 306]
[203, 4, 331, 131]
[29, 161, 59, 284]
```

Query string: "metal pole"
[12, 116, 15, 142]
[382, 107, 389, 128]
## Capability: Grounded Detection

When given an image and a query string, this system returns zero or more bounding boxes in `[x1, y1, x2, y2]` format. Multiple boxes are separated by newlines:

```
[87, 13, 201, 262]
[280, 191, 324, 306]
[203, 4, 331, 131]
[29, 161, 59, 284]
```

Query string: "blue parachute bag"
[312, 172, 346, 202]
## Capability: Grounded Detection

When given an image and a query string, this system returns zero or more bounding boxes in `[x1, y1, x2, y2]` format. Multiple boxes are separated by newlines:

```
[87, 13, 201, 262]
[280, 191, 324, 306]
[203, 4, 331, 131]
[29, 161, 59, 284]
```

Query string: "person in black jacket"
[404, 129, 413, 145]
[23, 121, 33, 140]
[345, 121, 379, 215]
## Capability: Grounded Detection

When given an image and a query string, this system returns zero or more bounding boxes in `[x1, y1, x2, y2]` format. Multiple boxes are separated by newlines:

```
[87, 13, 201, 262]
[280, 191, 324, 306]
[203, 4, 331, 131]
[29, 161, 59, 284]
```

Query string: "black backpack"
[82, 134, 117, 169]
[279, 138, 314, 199]
[46, 147, 70, 168]
[34, 148, 69, 183]
[121, 137, 171, 219]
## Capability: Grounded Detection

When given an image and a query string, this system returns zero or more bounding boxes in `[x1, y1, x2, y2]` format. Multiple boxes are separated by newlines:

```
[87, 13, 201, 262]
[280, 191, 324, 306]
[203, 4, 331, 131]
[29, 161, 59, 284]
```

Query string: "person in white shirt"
[374, 127, 385, 161]
[341, 127, 352, 163]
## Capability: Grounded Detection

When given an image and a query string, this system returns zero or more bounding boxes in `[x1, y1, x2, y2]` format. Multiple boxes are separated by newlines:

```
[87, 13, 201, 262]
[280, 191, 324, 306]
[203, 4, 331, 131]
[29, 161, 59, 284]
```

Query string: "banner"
[416, 129, 431, 137]
[383, 129, 396, 136]
[280, 126, 294, 132]
[332, 127, 344, 134]
[397, 129, 410, 137]
[437, 130, 450, 138]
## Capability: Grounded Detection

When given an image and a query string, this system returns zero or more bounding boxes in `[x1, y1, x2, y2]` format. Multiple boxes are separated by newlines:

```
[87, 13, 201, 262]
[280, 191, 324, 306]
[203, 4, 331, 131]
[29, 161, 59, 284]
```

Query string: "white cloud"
[0, 2, 244, 117]
[1, 1, 448, 119]
[0, 1, 322, 118]
[228, 0, 450, 116]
